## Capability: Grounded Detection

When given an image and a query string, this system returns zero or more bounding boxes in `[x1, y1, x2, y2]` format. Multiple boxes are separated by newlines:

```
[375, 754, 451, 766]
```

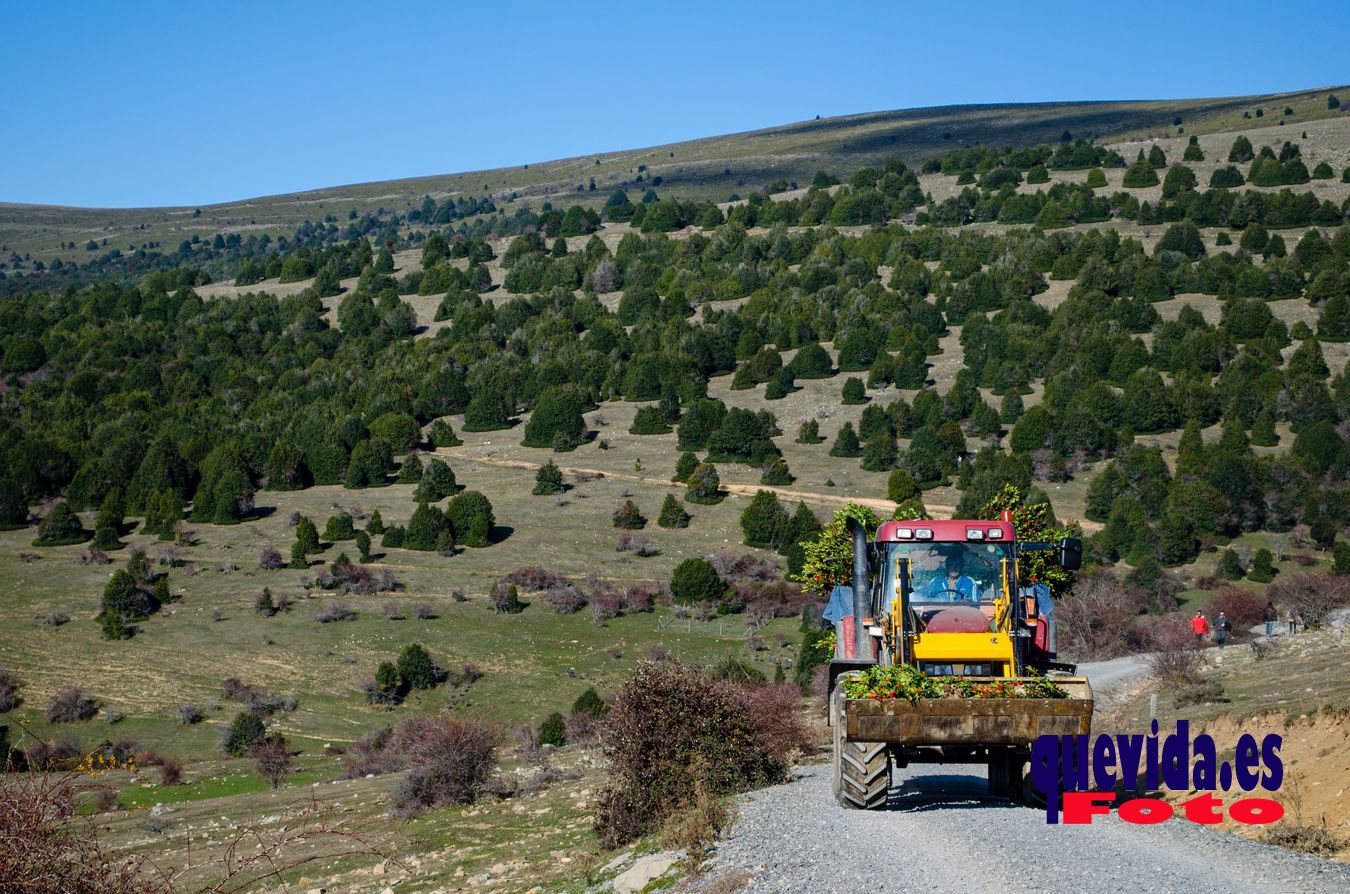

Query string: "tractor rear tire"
[832, 685, 890, 810]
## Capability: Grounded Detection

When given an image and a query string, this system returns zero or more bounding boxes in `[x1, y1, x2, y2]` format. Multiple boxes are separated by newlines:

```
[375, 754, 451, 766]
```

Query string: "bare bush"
[343, 727, 403, 778]
[314, 600, 357, 623]
[411, 601, 434, 619]
[259, 545, 285, 570]
[623, 584, 658, 613]
[45, 687, 98, 723]
[708, 552, 779, 584]
[544, 586, 588, 614]
[617, 532, 658, 557]
[0, 669, 20, 712]
[1268, 573, 1350, 628]
[380, 602, 405, 620]
[1142, 615, 1204, 685]
[1205, 586, 1265, 635]
[501, 565, 570, 591]
[564, 710, 601, 746]
[446, 663, 483, 687]
[595, 661, 788, 848]
[1054, 570, 1150, 660]
[254, 736, 293, 789]
[42, 610, 70, 627]
[388, 717, 498, 818]
[78, 547, 111, 566]
[176, 704, 203, 725]
[159, 756, 183, 786]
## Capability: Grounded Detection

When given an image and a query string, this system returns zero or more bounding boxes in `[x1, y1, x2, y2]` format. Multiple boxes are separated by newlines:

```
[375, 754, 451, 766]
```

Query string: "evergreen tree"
[355, 530, 372, 562]
[684, 463, 722, 504]
[1227, 135, 1254, 162]
[522, 387, 586, 449]
[796, 419, 821, 443]
[841, 377, 867, 405]
[448, 491, 495, 547]
[1147, 145, 1167, 168]
[612, 500, 647, 530]
[33, 502, 87, 546]
[533, 460, 565, 495]
[538, 712, 567, 747]
[344, 438, 393, 489]
[673, 452, 699, 483]
[860, 434, 898, 471]
[1085, 167, 1108, 188]
[670, 558, 724, 605]
[1122, 156, 1159, 188]
[761, 459, 794, 485]
[999, 390, 1024, 423]
[887, 469, 919, 503]
[790, 343, 833, 378]
[397, 643, 444, 690]
[323, 514, 356, 541]
[295, 516, 320, 553]
[289, 541, 309, 569]
[829, 422, 862, 457]
[415, 459, 457, 502]
[1247, 548, 1276, 583]
[429, 419, 462, 447]
[92, 491, 124, 550]
[657, 493, 691, 528]
[741, 490, 788, 549]
[1249, 410, 1278, 447]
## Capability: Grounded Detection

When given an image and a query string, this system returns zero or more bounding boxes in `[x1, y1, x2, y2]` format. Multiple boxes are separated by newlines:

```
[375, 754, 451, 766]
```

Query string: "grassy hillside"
[1, 85, 1344, 263]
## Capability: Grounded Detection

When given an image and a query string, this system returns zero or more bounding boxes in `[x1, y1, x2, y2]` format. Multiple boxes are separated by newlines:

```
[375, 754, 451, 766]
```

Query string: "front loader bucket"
[842, 677, 1093, 746]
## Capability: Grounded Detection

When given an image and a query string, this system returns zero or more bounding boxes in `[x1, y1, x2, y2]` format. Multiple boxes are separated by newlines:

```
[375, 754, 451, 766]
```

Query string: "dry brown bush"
[45, 687, 98, 723]
[1205, 586, 1265, 634]
[1142, 614, 1204, 685]
[387, 717, 497, 817]
[1054, 570, 1149, 660]
[1268, 573, 1350, 628]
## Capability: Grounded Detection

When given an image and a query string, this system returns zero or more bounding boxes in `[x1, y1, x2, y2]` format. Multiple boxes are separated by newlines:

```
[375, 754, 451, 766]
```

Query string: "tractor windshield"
[882, 541, 1011, 609]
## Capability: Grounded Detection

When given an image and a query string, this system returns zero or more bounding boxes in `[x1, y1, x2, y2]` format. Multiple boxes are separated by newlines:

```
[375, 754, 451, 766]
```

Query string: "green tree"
[1247, 548, 1276, 583]
[670, 558, 725, 605]
[397, 643, 444, 690]
[415, 459, 458, 502]
[829, 422, 862, 458]
[522, 387, 586, 450]
[1122, 156, 1159, 188]
[684, 463, 723, 504]
[741, 490, 788, 549]
[220, 712, 267, 757]
[1215, 548, 1245, 580]
[345, 438, 393, 489]
[34, 502, 87, 546]
[533, 460, 565, 495]
[657, 493, 691, 529]
[673, 452, 699, 483]
[1085, 168, 1107, 188]
[841, 377, 867, 405]
[887, 469, 919, 503]
[760, 459, 793, 486]
[612, 500, 647, 530]
[448, 491, 495, 547]
[538, 712, 567, 747]
[790, 343, 833, 378]
[572, 686, 609, 718]
[92, 491, 124, 550]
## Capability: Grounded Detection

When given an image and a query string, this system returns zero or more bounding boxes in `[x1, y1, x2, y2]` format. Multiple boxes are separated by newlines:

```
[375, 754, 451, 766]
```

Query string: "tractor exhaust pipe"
[848, 519, 870, 660]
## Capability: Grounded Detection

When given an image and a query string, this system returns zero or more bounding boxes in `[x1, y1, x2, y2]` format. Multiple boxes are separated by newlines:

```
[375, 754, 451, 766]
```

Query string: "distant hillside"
[1, 85, 1345, 261]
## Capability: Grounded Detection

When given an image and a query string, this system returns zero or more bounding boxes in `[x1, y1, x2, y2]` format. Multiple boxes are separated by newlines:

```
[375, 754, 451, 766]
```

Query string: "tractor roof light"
[966, 528, 984, 540]
[987, 528, 1004, 539]
[896, 528, 913, 539]
[915, 528, 934, 540]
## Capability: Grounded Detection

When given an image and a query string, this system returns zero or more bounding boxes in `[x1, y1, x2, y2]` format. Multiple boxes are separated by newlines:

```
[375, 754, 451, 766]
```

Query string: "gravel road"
[694, 762, 1350, 894]
[690, 657, 1350, 894]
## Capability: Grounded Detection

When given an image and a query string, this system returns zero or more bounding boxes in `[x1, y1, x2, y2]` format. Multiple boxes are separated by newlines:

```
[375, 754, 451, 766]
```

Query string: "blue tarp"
[823, 584, 854, 623]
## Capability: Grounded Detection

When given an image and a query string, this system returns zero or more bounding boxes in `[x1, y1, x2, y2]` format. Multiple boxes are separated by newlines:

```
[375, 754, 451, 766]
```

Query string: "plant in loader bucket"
[827, 514, 1093, 809]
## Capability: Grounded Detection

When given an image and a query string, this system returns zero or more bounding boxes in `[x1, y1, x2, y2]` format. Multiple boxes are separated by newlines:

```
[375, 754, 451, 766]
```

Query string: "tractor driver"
[921, 552, 979, 603]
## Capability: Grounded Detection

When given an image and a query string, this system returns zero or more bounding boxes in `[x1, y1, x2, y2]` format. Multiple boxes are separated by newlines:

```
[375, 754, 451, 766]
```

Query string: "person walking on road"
[1190, 610, 1210, 645]
[1215, 611, 1231, 648]
[1263, 601, 1277, 637]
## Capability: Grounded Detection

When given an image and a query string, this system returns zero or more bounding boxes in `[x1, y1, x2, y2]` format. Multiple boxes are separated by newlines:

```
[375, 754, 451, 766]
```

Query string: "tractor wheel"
[831, 686, 890, 810]
[988, 748, 1031, 803]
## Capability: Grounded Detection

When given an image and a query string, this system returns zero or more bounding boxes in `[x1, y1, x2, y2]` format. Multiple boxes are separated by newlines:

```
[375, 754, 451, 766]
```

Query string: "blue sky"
[2, 1, 1345, 208]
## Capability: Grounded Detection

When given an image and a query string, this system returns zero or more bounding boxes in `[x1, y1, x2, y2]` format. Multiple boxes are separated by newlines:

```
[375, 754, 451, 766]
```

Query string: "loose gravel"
[693, 762, 1350, 894]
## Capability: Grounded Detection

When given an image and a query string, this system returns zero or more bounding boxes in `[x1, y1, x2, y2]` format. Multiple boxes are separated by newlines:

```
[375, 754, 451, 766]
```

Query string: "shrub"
[538, 712, 567, 747]
[617, 532, 658, 556]
[259, 544, 284, 570]
[1216, 548, 1245, 580]
[790, 343, 833, 378]
[740, 490, 787, 549]
[1085, 167, 1107, 188]
[254, 736, 293, 789]
[594, 661, 787, 848]
[0, 669, 21, 712]
[710, 654, 766, 686]
[629, 406, 672, 435]
[544, 586, 588, 614]
[429, 419, 462, 447]
[388, 717, 497, 817]
[314, 600, 357, 623]
[1053, 570, 1149, 660]
[159, 756, 184, 786]
[760, 459, 793, 486]
[887, 469, 919, 503]
[491, 583, 526, 614]
[657, 493, 691, 528]
[684, 463, 722, 505]
[1268, 573, 1350, 628]
[33, 502, 88, 547]
[673, 452, 699, 483]
[841, 377, 867, 405]
[1247, 548, 1276, 583]
[397, 643, 446, 690]
[533, 460, 565, 495]
[612, 500, 647, 530]
[176, 703, 203, 725]
[1142, 615, 1203, 685]
[323, 513, 356, 541]
[522, 387, 586, 449]
[411, 601, 434, 619]
[671, 558, 725, 605]
[1205, 586, 1264, 634]
[45, 687, 98, 723]
[572, 686, 609, 719]
[829, 422, 861, 458]
[219, 711, 267, 757]
[447, 490, 495, 547]
[502, 565, 570, 591]
[796, 419, 821, 444]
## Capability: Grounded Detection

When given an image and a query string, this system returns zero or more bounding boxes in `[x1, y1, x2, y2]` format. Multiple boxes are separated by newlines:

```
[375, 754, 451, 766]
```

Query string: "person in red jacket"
[1190, 610, 1210, 644]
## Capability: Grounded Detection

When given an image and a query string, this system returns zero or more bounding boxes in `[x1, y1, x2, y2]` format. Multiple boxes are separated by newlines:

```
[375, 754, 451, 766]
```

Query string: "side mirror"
[1059, 537, 1082, 571]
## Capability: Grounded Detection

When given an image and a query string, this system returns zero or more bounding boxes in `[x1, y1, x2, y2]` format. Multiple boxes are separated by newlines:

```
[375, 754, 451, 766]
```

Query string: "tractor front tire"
[832, 685, 890, 810]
